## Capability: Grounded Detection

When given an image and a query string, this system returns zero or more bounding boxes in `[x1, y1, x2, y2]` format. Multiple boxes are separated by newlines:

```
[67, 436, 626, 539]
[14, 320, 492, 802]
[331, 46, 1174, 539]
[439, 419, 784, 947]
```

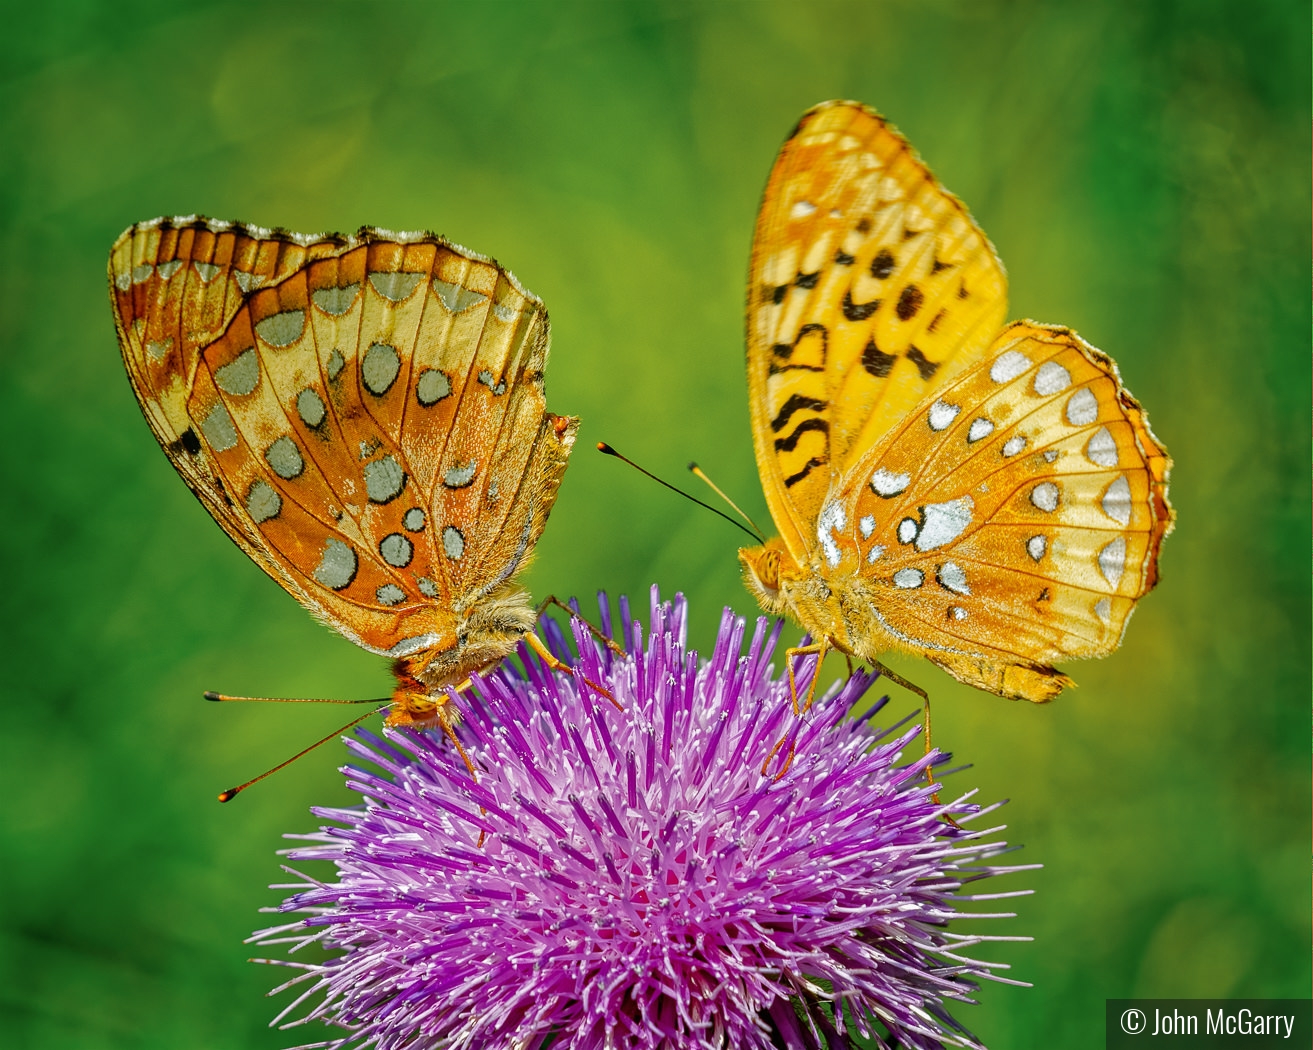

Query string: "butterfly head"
[383, 655, 452, 729]
[738, 537, 803, 618]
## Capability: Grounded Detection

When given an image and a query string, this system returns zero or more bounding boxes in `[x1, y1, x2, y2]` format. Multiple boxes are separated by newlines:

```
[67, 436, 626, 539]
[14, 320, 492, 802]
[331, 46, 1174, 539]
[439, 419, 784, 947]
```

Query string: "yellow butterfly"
[738, 101, 1174, 706]
[109, 217, 584, 772]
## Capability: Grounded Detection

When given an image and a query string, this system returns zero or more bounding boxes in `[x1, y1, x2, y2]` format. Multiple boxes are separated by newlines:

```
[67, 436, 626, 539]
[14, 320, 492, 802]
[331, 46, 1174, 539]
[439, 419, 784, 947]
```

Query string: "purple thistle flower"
[253, 588, 1034, 1050]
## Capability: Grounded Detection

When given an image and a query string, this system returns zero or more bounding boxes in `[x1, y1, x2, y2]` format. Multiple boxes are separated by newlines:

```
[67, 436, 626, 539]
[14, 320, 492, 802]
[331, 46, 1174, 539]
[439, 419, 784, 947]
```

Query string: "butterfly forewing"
[748, 102, 1008, 564]
[110, 216, 576, 665]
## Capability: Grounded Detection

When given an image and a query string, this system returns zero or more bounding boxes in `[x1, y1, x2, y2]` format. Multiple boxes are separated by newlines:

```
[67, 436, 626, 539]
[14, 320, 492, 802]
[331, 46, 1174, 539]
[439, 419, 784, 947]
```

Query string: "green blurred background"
[1, 1, 1307, 1047]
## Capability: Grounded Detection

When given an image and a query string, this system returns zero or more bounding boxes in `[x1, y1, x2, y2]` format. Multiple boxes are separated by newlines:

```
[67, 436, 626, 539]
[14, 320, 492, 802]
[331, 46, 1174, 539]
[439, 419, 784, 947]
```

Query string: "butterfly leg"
[760, 639, 831, 778]
[869, 660, 958, 826]
[869, 660, 935, 783]
[424, 686, 491, 846]
[534, 595, 628, 658]
[787, 638, 830, 716]
[521, 631, 623, 711]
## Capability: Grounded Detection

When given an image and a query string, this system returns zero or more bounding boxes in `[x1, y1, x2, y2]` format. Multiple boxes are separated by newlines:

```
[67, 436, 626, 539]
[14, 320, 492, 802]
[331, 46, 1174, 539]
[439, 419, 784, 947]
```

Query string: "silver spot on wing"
[1066, 388, 1099, 426]
[264, 436, 304, 479]
[915, 496, 974, 552]
[363, 455, 405, 503]
[314, 538, 357, 590]
[967, 417, 994, 443]
[871, 467, 911, 498]
[937, 561, 970, 594]
[990, 350, 1030, 383]
[1086, 426, 1118, 467]
[416, 369, 451, 406]
[246, 479, 281, 524]
[200, 403, 238, 452]
[1101, 475, 1132, 526]
[215, 348, 259, 396]
[312, 283, 361, 316]
[927, 399, 961, 432]
[1033, 361, 1071, 395]
[368, 271, 423, 302]
[1030, 482, 1059, 513]
[297, 388, 326, 428]
[432, 279, 488, 313]
[379, 533, 413, 568]
[362, 343, 401, 396]
[443, 461, 478, 489]
[1098, 537, 1126, 588]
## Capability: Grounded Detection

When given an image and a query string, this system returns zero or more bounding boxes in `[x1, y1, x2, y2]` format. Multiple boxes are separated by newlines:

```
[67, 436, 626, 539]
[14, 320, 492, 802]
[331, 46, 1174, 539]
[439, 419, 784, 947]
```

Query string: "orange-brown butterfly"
[109, 216, 583, 767]
[738, 101, 1174, 708]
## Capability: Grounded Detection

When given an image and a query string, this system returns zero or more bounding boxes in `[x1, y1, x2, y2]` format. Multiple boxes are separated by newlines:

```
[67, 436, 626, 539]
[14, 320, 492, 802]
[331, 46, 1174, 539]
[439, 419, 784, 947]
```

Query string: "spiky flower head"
[254, 589, 1032, 1050]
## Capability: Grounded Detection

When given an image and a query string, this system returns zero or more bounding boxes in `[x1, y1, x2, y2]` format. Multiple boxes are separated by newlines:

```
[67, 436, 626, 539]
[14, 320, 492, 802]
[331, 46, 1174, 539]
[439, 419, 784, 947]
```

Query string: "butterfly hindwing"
[110, 217, 577, 662]
[747, 101, 1008, 565]
[822, 323, 1172, 698]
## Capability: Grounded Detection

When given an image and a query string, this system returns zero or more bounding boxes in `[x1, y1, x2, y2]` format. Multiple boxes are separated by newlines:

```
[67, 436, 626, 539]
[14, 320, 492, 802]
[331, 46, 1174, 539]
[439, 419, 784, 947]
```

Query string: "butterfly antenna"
[597, 443, 763, 543]
[216, 705, 385, 802]
[204, 691, 388, 704]
[687, 461, 765, 540]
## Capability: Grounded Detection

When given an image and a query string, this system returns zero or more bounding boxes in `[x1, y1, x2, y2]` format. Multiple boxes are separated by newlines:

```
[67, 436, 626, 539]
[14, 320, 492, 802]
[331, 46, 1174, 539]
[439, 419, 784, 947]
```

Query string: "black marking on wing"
[771, 394, 828, 433]
[906, 346, 938, 380]
[773, 417, 829, 452]
[870, 249, 896, 279]
[862, 338, 896, 378]
[927, 308, 947, 333]
[176, 427, 202, 456]
[908, 346, 940, 380]
[784, 456, 826, 487]
[896, 285, 924, 321]
[795, 271, 819, 290]
[931, 256, 953, 274]
[212, 476, 233, 507]
[768, 323, 828, 374]
[842, 290, 880, 322]
[768, 283, 789, 305]
[834, 249, 855, 266]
